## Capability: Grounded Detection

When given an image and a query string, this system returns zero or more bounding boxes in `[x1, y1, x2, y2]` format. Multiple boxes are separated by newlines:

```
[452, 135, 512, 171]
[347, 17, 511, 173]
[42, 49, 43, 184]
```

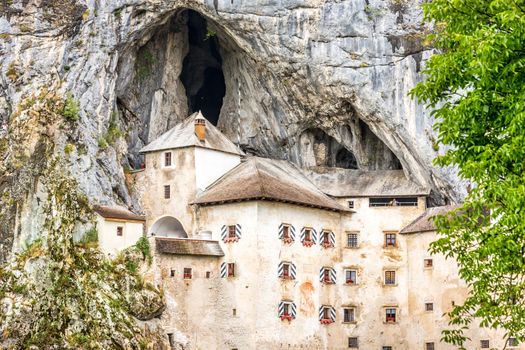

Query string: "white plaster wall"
[96, 216, 144, 257]
[141, 148, 197, 237]
[405, 231, 514, 350]
[194, 148, 241, 191]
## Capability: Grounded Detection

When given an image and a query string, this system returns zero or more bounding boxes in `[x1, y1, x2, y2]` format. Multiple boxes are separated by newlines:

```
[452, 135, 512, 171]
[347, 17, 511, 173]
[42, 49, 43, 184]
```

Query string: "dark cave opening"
[180, 10, 225, 125]
[335, 148, 358, 169]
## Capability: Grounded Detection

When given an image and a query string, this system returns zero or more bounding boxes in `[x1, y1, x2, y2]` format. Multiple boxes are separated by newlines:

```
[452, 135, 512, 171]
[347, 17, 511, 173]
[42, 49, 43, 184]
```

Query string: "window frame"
[384, 232, 397, 247]
[345, 269, 358, 285]
[164, 185, 171, 199]
[480, 340, 490, 349]
[508, 337, 518, 347]
[163, 151, 172, 167]
[424, 258, 433, 268]
[385, 308, 397, 323]
[346, 232, 359, 248]
[116, 226, 123, 236]
[304, 228, 312, 242]
[425, 342, 435, 350]
[183, 267, 192, 279]
[227, 263, 235, 277]
[343, 307, 356, 323]
[384, 270, 396, 286]
[228, 225, 236, 239]
[425, 302, 434, 312]
[348, 336, 358, 348]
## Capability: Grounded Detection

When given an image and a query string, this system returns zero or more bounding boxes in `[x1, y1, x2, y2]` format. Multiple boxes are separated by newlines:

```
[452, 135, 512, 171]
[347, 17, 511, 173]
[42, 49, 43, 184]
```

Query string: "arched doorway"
[150, 216, 188, 238]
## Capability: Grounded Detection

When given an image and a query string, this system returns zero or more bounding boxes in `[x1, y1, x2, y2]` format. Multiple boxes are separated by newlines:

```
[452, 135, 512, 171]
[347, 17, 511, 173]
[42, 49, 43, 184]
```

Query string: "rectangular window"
[282, 263, 290, 278]
[322, 307, 330, 320]
[164, 185, 170, 199]
[227, 263, 235, 277]
[322, 232, 330, 244]
[481, 340, 490, 349]
[345, 270, 357, 284]
[424, 258, 433, 268]
[170, 269, 175, 277]
[164, 152, 172, 167]
[206, 271, 211, 278]
[228, 225, 236, 239]
[348, 337, 358, 348]
[183, 268, 192, 279]
[508, 337, 518, 347]
[384, 271, 396, 285]
[369, 197, 418, 207]
[425, 303, 434, 311]
[232, 308, 236, 316]
[385, 233, 397, 247]
[117, 226, 123, 236]
[304, 228, 312, 242]
[382, 347, 392, 350]
[385, 308, 396, 323]
[347, 233, 358, 248]
[323, 269, 330, 283]
[282, 225, 290, 239]
[425, 343, 434, 350]
[348, 200, 354, 209]
[283, 303, 289, 315]
[343, 308, 355, 323]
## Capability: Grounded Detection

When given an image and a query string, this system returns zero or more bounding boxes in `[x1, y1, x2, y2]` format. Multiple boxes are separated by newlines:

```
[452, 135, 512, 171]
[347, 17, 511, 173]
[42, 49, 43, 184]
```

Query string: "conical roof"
[139, 112, 243, 155]
[193, 157, 348, 212]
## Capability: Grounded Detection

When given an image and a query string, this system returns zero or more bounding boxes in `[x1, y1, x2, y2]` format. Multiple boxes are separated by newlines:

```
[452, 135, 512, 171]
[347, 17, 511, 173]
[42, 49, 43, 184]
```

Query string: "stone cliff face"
[0, 0, 461, 261]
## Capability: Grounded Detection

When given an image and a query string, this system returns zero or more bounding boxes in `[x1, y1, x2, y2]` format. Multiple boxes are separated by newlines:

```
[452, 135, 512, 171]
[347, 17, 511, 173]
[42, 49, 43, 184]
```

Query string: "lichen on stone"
[0, 159, 165, 349]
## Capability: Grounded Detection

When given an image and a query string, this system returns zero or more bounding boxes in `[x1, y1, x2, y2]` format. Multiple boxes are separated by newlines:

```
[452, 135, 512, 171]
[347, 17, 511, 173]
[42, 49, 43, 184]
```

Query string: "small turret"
[194, 111, 206, 142]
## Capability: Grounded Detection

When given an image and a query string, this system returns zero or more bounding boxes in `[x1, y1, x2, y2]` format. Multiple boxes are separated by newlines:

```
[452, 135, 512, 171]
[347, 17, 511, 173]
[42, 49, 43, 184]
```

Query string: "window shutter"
[330, 268, 336, 283]
[278, 223, 284, 240]
[220, 262, 227, 278]
[235, 224, 242, 239]
[278, 262, 283, 278]
[329, 231, 335, 246]
[290, 263, 297, 280]
[290, 225, 296, 241]
[330, 306, 336, 322]
[221, 225, 227, 242]
[312, 228, 317, 244]
[278, 301, 284, 317]
[300, 227, 305, 242]
[319, 267, 325, 283]
[318, 306, 324, 321]
[291, 302, 297, 319]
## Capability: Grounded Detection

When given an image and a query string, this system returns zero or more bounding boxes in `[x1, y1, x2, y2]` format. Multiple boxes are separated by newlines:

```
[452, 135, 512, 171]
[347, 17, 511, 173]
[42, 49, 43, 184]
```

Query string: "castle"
[99, 112, 515, 349]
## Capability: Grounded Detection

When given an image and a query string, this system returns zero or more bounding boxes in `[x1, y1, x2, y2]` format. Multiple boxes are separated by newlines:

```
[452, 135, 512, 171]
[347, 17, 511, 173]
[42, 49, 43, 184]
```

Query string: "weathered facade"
[135, 115, 515, 349]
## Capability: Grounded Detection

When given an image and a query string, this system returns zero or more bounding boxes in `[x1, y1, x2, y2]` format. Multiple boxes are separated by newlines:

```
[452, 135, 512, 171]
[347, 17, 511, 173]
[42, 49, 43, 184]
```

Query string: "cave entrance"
[180, 10, 225, 126]
[302, 128, 359, 169]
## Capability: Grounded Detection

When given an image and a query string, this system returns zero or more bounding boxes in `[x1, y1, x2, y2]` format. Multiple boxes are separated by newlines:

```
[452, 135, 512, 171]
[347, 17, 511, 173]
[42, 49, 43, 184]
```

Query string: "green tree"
[411, 0, 525, 347]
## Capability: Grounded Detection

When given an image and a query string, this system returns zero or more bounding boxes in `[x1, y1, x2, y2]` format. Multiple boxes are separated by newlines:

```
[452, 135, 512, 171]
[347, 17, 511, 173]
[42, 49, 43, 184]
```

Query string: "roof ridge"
[252, 158, 267, 197]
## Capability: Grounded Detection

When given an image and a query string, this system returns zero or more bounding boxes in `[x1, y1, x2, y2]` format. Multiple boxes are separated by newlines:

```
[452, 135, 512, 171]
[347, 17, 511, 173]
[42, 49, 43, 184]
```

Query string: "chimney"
[194, 111, 206, 142]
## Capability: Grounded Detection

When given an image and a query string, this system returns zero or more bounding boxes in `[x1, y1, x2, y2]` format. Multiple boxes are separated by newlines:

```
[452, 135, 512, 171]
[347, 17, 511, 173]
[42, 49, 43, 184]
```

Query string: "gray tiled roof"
[155, 237, 224, 256]
[400, 205, 460, 234]
[193, 157, 348, 212]
[139, 112, 244, 156]
[301, 167, 431, 198]
[94, 205, 145, 222]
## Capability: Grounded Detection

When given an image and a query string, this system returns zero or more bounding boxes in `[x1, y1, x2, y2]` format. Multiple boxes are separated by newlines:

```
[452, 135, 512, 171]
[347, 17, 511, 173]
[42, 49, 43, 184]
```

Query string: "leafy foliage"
[411, 0, 525, 346]
[63, 92, 80, 121]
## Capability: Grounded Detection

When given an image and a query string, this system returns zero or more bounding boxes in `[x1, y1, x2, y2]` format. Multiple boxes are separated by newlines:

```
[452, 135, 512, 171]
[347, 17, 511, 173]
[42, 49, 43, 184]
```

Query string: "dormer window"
[164, 152, 172, 167]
